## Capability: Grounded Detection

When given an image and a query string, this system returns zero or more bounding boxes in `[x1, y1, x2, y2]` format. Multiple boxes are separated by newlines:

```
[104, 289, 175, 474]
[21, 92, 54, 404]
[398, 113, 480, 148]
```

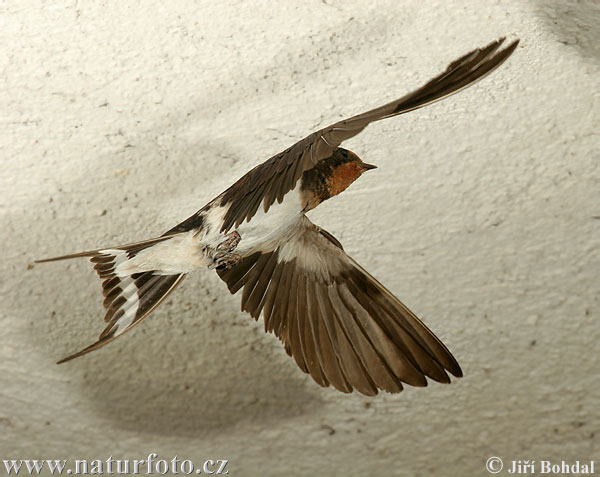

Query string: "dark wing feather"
[217, 217, 462, 396]
[218, 37, 518, 233]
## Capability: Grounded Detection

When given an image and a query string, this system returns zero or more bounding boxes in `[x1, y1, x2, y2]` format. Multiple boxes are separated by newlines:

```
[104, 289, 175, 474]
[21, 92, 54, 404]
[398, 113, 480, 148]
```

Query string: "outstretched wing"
[218, 37, 519, 233]
[217, 216, 462, 396]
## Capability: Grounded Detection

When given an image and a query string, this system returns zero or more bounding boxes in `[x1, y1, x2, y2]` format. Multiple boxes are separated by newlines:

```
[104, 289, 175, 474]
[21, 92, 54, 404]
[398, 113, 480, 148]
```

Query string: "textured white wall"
[2, 0, 599, 475]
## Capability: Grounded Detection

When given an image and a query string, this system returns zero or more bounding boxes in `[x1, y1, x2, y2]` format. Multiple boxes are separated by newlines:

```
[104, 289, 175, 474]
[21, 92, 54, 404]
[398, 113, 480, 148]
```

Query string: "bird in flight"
[37, 37, 519, 396]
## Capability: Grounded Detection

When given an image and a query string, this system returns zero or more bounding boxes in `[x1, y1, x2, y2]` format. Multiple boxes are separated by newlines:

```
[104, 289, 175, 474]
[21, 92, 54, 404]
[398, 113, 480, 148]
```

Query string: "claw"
[209, 231, 242, 270]
[216, 230, 241, 252]
[214, 253, 242, 270]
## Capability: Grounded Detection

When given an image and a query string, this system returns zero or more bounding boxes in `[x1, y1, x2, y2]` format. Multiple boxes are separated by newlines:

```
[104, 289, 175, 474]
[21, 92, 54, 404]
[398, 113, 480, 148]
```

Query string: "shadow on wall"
[45, 275, 323, 438]
[533, 0, 600, 64]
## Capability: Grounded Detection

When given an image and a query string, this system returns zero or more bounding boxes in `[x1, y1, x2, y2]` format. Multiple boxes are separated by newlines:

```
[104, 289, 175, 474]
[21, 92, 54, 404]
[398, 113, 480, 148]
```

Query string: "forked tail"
[36, 237, 186, 363]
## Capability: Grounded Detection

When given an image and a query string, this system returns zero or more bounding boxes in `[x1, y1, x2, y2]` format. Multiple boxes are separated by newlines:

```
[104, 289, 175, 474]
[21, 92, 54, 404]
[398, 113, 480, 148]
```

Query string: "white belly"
[234, 186, 305, 255]
[119, 186, 305, 275]
[199, 184, 305, 258]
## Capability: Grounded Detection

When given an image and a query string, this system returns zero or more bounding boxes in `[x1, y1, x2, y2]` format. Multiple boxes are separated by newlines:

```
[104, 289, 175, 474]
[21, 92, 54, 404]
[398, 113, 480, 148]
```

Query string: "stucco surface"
[1, 1, 599, 475]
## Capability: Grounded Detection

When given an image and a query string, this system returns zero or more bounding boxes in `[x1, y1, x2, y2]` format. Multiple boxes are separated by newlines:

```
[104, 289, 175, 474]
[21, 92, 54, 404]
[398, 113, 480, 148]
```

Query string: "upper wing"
[217, 217, 462, 396]
[218, 37, 519, 233]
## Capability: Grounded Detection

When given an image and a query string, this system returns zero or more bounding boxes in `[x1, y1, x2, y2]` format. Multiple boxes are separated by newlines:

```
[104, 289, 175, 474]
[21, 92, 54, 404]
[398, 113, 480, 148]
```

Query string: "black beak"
[362, 163, 377, 171]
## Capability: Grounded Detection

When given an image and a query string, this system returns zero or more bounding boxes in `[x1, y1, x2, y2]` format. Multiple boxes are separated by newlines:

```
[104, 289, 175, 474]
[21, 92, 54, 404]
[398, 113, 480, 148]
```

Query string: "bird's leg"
[210, 230, 242, 270]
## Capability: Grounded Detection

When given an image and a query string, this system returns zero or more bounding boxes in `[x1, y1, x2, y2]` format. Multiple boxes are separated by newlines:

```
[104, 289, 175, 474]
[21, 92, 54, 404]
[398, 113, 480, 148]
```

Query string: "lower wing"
[217, 216, 462, 396]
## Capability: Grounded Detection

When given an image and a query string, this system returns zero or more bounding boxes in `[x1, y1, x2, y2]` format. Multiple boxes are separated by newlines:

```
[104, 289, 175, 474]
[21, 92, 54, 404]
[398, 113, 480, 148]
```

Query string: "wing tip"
[449, 362, 464, 379]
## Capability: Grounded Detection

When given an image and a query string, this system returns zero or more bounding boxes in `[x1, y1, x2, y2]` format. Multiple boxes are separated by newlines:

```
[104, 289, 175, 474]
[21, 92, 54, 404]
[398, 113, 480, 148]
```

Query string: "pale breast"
[233, 184, 305, 255]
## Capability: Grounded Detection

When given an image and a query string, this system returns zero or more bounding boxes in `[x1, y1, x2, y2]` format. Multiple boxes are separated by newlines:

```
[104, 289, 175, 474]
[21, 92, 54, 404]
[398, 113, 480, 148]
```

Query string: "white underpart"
[277, 217, 346, 280]
[201, 203, 231, 248]
[99, 249, 129, 267]
[102, 186, 306, 277]
[113, 231, 211, 276]
[234, 185, 305, 255]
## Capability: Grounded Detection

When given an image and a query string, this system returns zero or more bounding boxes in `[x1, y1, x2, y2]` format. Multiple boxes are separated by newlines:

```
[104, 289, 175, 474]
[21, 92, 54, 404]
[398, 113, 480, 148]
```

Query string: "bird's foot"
[214, 253, 242, 270]
[216, 230, 241, 253]
[210, 231, 242, 270]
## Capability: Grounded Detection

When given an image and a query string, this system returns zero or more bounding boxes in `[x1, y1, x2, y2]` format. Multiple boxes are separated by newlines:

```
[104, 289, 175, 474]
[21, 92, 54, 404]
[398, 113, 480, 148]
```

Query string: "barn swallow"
[37, 37, 519, 396]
